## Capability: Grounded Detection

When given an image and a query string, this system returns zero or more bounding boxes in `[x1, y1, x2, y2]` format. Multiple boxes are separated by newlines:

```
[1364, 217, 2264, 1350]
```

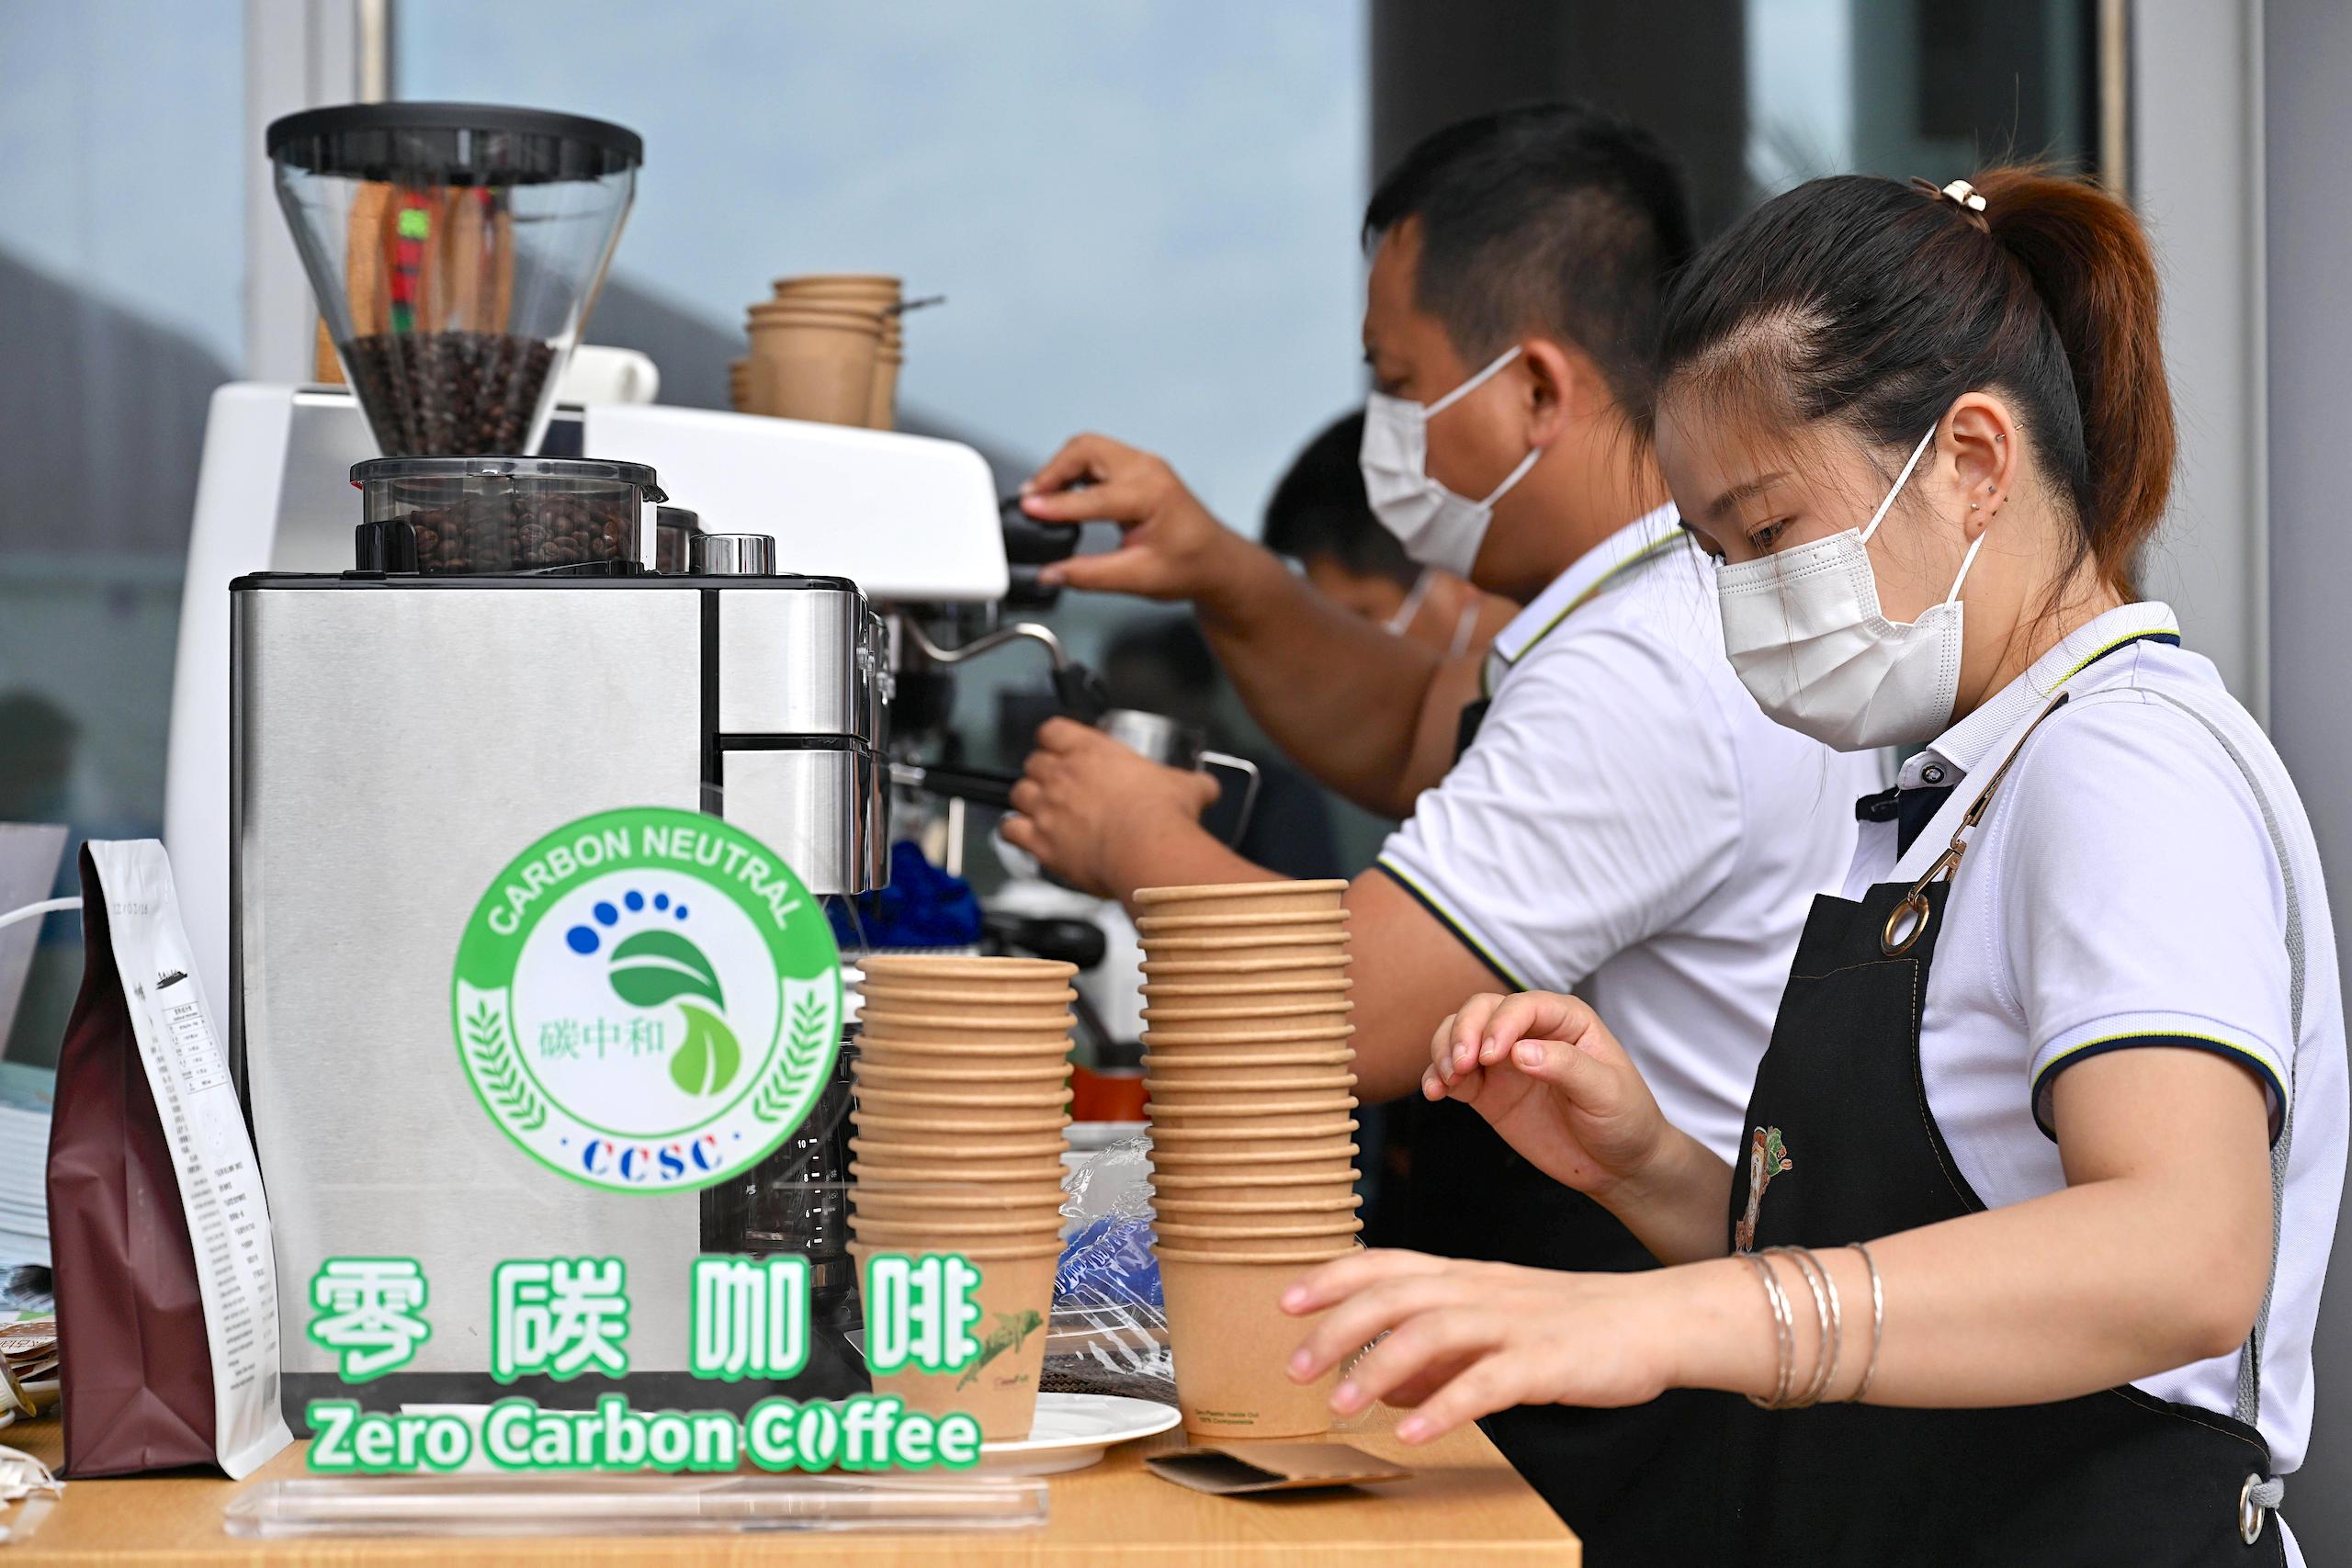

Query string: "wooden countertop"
[0, 1411, 1578, 1566]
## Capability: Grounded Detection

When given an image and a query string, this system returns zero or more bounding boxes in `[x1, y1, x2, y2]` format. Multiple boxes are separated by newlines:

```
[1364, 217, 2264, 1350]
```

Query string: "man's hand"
[1020, 434, 1260, 607]
[1004, 718, 1219, 897]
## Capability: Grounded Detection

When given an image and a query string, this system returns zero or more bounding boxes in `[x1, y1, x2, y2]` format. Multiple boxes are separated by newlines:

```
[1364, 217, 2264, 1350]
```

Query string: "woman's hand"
[1280, 1250, 1690, 1444]
[1420, 990, 1672, 1204]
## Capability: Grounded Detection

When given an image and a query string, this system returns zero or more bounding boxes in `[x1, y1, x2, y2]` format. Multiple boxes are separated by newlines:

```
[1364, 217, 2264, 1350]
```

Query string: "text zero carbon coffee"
[342, 330, 557, 456]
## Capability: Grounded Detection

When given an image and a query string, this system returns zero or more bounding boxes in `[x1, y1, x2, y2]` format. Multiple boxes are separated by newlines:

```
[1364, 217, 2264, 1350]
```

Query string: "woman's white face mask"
[1359, 346, 1541, 577]
[1713, 427, 1987, 751]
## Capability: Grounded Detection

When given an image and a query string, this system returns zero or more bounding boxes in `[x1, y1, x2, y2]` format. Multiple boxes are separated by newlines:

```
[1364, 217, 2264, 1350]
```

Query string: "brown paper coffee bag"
[48, 841, 289, 1478]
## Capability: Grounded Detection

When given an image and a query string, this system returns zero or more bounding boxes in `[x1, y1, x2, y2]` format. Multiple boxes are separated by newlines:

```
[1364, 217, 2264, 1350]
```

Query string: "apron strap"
[1881, 692, 2072, 955]
[2140, 693, 2302, 1462]
[1888, 682, 2301, 1537]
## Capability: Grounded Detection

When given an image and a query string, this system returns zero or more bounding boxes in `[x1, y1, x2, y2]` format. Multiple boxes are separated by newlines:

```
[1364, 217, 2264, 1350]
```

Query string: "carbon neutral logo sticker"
[452, 807, 842, 1193]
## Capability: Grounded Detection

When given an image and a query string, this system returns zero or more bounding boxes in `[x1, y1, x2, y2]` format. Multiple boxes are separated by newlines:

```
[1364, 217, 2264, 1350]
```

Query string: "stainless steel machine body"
[232, 570, 885, 1418]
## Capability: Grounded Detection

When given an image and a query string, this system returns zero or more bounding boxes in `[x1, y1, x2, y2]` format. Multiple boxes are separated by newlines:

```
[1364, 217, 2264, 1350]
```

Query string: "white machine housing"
[164, 383, 1008, 1015]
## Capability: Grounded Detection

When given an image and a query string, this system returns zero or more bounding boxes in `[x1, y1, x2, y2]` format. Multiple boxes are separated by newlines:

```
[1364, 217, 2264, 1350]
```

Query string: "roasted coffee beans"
[342, 331, 556, 456]
[400, 487, 633, 573]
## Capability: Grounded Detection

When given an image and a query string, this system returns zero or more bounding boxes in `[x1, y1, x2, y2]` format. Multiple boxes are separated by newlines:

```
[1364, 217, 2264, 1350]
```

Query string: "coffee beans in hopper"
[342, 330, 557, 456]
[400, 487, 634, 573]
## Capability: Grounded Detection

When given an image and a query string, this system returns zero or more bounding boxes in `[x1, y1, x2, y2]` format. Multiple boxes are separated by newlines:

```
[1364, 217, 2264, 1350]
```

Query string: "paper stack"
[0, 1064, 54, 1269]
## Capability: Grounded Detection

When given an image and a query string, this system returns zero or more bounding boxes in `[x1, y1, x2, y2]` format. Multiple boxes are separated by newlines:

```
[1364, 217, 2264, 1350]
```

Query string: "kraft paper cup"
[1147, 1143, 1360, 1177]
[854, 982, 1080, 1011]
[853, 1043, 1075, 1073]
[1144, 1119, 1357, 1155]
[728, 356, 752, 413]
[855, 1026, 1074, 1052]
[1142, 1008, 1354, 1037]
[853, 1240, 1056, 1442]
[1150, 1170, 1359, 1206]
[849, 1114, 1070, 1153]
[1143, 1068, 1358, 1097]
[846, 1152, 1068, 1175]
[856, 1086, 1069, 1122]
[775, 272, 901, 295]
[1135, 880, 1349, 918]
[1155, 1247, 1351, 1438]
[752, 347, 876, 427]
[1140, 956, 1351, 982]
[1140, 1022, 1356, 1049]
[868, 345, 901, 430]
[1143, 973, 1352, 999]
[1143, 926, 1354, 949]
[860, 956, 1079, 986]
[1137, 1047, 1355, 1072]
[855, 1000, 1077, 1026]
[849, 1150, 1069, 1184]
[1135, 910, 1351, 933]
[1154, 1217, 1363, 1251]
[1153, 1193, 1362, 1220]
[849, 1185, 1068, 1218]
[1148, 1099, 1360, 1134]
[854, 1060, 1070, 1089]
[850, 1212, 1065, 1246]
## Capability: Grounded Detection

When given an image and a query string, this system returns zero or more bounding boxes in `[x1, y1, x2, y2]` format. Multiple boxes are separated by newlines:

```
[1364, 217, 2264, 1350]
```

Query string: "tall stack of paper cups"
[1136, 880, 1357, 1438]
[848, 955, 1076, 1440]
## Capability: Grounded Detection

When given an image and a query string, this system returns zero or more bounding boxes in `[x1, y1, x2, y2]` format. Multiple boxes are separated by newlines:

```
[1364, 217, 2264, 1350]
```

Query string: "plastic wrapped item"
[223, 1474, 1046, 1539]
[1041, 1137, 1170, 1403]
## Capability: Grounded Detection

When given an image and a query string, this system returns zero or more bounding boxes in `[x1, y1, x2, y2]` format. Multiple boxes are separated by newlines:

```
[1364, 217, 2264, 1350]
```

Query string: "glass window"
[1746, 0, 2100, 194]
[393, 2, 1376, 874]
[391, 3, 1370, 530]
[0, 2, 246, 1063]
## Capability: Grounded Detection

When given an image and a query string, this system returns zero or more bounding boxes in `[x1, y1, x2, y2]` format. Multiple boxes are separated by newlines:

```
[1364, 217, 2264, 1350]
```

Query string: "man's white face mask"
[1713, 426, 1987, 750]
[1359, 346, 1541, 577]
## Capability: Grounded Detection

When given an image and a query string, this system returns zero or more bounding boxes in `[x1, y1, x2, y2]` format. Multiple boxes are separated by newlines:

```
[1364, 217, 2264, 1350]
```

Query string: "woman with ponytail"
[1279, 168, 2346, 1564]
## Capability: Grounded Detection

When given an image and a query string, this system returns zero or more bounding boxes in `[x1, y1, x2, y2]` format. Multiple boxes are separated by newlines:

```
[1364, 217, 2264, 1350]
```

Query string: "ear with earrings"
[1972, 432, 2007, 513]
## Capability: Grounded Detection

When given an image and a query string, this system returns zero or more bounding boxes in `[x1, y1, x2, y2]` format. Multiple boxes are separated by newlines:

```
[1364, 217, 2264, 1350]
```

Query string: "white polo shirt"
[1378, 507, 1886, 1163]
[1852, 602, 2346, 1497]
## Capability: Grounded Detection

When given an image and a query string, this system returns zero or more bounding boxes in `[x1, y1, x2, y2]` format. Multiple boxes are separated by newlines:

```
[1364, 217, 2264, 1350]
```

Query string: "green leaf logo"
[608, 930, 725, 1010]
[671, 1002, 742, 1097]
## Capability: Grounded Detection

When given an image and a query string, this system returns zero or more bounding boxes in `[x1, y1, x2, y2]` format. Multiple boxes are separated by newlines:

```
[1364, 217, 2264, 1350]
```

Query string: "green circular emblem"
[451, 807, 843, 1194]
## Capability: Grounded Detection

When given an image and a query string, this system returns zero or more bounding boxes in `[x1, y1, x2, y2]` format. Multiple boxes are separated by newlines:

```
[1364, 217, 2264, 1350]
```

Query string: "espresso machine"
[209, 103, 1045, 1423]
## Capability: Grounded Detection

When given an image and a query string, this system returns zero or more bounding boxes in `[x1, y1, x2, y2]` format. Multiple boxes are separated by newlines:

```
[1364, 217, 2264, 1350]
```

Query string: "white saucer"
[977, 1393, 1181, 1475]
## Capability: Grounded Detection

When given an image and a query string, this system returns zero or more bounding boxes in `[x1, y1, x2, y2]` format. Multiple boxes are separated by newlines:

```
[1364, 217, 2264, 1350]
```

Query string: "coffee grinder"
[232, 104, 892, 1421]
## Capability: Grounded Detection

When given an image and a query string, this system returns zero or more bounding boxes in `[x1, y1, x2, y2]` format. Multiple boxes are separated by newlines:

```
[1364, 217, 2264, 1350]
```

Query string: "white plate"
[977, 1393, 1180, 1475]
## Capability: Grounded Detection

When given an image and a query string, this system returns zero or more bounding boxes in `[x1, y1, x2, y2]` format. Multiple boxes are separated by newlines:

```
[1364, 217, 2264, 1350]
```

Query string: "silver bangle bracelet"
[1846, 1241, 1885, 1403]
[1741, 1251, 1794, 1409]
[1768, 1246, 1839, 1408]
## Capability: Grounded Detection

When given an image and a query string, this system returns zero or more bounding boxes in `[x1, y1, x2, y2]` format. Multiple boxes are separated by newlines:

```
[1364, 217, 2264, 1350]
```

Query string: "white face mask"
[1714, 426, 1987, 751]
[1382, 567, 1481, 660]
[1359, 346, 1542, 577]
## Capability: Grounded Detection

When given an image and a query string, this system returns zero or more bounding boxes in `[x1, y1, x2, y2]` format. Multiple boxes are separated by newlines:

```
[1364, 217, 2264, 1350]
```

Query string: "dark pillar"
[1370, 0, 1750, 238]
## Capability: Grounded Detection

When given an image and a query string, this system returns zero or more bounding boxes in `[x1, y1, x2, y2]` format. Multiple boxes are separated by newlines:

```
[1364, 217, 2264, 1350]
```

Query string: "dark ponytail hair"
[1645, 167, 2174, 597]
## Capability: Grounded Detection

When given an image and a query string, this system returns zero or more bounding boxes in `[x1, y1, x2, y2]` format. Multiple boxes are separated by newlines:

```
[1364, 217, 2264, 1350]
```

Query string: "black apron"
[1715, 692, 2290, 1564]
[1401, 1100, 1719, 1561]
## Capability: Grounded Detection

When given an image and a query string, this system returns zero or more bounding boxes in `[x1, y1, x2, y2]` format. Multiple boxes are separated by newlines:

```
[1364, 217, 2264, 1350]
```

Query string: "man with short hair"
[1007, 105, 1880, 1548]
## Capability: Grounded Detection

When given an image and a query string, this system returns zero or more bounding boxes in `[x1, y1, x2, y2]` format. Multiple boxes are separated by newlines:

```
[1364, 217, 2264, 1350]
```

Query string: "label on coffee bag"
[451, 807, 842, 1195]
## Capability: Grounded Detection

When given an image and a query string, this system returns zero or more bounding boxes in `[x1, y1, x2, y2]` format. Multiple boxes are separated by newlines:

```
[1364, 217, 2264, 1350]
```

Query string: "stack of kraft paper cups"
[1136, 880, 1359, 1438]
[745, 274, 901, 428]
[847, 955, 1077, 1441]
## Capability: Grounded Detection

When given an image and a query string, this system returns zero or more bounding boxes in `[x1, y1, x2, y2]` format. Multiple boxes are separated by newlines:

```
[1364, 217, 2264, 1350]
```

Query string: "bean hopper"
[233, 104, 887, 1421]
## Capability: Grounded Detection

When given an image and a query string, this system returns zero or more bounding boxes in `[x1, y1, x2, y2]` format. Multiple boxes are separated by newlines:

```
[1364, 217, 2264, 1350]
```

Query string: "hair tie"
[1912, 176, 1990, 232]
